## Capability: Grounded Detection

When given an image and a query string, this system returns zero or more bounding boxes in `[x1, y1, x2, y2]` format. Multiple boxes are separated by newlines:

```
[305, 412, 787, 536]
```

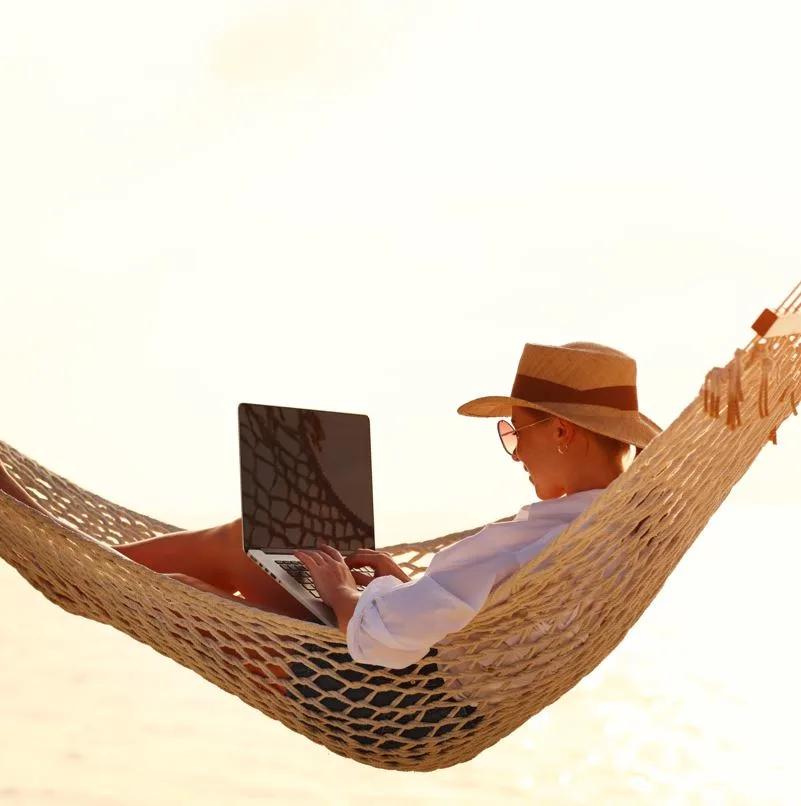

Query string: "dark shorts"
[287, 644, 483, 750]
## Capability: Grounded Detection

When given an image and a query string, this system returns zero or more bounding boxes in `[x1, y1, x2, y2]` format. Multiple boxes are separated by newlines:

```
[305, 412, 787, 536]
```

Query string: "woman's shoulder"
[517, 488, 605, 522]
[433, 489, 606, 567]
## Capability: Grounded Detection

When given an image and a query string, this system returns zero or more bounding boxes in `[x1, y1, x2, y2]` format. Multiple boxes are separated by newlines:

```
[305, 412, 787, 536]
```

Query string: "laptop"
[238, 402, 376, 626]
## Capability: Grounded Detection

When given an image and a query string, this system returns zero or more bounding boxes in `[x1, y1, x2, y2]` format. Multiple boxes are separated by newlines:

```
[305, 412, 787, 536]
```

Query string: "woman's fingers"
[298, 545, 408, 589]
[344, 549, 384, 568]
[295, 549, 324, 568]
[297, 547, 347, 572]
[307, 544, 408, 582]
[316, 542, 345, 562]
[350, 571, 374, 587]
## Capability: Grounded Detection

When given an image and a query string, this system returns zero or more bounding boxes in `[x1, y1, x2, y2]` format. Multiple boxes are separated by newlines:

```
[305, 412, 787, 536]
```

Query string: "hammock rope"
[1, 285, 799, 772]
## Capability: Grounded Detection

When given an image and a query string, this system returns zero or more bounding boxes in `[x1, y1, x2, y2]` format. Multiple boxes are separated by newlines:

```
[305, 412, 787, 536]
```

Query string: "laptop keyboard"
[276, 560, 321, 599]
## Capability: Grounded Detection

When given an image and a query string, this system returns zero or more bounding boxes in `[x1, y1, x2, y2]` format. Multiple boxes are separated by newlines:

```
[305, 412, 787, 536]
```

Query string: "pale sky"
[2, 1, 800, 541]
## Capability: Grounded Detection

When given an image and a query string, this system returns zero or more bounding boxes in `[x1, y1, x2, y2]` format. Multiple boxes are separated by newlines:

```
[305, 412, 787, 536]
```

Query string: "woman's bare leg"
[1, 462, 311, 619]
[165, 572, 242, 599]
[117, 520, 241, 589]
[117, 519, 313, 618]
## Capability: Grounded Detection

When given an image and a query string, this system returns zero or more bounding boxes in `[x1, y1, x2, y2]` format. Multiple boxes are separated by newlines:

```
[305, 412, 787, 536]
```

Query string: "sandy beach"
[1, 503, 798, 805]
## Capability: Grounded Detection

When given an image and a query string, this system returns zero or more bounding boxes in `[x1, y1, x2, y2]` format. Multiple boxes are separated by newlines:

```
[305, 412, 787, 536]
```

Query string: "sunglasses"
[497, 417, 554, 456]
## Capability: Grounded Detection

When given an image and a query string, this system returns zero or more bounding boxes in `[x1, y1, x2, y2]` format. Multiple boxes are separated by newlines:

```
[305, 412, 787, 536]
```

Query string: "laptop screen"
[238, 403, 375, 555]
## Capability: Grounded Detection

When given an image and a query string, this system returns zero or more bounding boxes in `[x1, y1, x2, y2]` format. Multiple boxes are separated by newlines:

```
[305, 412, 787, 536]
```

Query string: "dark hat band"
[511, 375, 639, 412]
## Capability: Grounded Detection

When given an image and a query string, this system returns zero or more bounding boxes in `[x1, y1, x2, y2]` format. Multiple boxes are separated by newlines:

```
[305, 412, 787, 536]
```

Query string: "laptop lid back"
[239, 403, 375, 555]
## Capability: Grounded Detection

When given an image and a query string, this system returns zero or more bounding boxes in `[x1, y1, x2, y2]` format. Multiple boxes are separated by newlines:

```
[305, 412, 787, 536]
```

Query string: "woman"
[1, 341, 660, 671]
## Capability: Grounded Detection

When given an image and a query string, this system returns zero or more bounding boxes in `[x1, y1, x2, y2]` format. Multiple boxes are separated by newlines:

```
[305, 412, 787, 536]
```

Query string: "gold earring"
[557, 444, 568, 455]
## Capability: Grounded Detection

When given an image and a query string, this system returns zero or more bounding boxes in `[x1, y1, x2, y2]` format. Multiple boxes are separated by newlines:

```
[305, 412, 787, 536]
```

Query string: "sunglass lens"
[497, 420, 517, 455]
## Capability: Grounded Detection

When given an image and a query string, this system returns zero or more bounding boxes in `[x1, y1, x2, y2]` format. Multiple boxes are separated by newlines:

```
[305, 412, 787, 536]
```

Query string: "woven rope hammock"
[1, 283, 800, 773]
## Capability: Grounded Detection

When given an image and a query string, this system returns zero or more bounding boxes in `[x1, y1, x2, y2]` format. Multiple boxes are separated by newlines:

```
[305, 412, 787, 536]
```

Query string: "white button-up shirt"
[346, 489, 603, 669]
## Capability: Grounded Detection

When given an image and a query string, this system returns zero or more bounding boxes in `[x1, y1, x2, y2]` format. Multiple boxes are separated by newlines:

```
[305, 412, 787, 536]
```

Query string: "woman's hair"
[592, 431, 633, 465]
[530, 408, 632, 466]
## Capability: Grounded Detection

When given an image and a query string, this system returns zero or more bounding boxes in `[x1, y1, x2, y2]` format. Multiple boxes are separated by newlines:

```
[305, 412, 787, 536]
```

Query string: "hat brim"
[457, 395, 662, 450]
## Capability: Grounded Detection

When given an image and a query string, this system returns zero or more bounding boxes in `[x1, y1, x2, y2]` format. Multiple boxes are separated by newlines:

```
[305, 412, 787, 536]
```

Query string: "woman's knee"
[222, 518, 243, 548]
[199, 518, 243, 558]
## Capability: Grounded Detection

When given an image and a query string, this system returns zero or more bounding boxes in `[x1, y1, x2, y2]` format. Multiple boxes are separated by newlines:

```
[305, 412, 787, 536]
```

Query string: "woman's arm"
[294, 544, 362, 632]
[296, 535, 501, 668]
[295, 543, 413, 633]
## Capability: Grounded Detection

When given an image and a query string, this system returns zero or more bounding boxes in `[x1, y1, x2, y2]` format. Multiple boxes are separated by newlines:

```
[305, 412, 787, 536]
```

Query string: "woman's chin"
[530, 478, 561, 500]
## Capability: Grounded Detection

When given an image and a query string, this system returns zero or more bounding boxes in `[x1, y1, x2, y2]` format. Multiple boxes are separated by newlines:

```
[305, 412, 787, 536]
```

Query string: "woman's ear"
[556, 419, 576, 442]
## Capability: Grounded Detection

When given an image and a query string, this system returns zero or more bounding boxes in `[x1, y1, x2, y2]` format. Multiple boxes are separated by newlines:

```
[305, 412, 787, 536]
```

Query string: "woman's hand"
[345, 548, 411, 585]
[294, 542, 360, 632]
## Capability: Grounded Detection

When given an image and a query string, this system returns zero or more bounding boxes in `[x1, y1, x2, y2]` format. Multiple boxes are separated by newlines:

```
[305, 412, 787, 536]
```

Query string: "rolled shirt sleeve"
[346, 569, 493, 668]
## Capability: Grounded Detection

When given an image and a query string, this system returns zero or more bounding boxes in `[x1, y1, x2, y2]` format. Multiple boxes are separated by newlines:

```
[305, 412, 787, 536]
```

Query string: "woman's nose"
[511, 449, 521, 462]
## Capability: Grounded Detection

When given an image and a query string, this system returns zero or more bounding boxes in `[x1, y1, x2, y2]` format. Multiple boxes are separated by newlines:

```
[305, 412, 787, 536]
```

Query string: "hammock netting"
[1, 283, 799, 772]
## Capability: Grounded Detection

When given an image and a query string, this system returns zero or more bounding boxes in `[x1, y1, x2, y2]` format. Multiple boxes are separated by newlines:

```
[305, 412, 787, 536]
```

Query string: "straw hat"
[457, 342, 661, 449]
